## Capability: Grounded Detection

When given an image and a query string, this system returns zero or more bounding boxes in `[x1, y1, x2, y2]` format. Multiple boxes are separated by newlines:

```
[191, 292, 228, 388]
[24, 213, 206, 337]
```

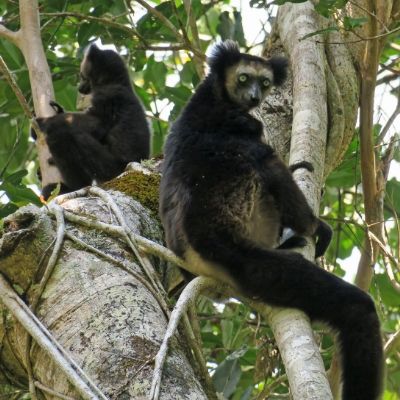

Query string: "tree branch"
[0, 274, 107, 400]
[355, 0, 383, 290]
[377, 93, 400, 144]
[273, 3, 334, 398]
[18, 0, 64, 189]
[41, 12, 142, 35]
[0, 23, 21, 46]
[150, 277, 222, 400]
[385, 329, 400, 355]
[0, 56, 41, 133]
[134, 0, 183, 41]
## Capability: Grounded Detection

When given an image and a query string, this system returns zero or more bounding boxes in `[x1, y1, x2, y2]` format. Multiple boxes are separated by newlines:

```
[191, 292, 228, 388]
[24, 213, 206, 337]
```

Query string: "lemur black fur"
[159, 41, 383, 400]
[35, 44, 150, 199]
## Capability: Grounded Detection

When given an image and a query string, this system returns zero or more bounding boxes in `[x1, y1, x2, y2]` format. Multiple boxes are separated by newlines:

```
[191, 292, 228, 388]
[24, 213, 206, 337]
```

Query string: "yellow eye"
[238, 74, 248, 83]
[262, 78, 270, 87]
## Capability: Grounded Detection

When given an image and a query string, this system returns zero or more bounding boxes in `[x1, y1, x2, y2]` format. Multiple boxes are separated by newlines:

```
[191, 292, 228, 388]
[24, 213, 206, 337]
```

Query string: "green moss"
[102, 170, 161, 216]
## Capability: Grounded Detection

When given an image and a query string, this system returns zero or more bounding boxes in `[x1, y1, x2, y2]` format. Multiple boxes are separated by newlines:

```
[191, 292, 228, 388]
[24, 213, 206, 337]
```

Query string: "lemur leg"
[265, 157, 332, 257]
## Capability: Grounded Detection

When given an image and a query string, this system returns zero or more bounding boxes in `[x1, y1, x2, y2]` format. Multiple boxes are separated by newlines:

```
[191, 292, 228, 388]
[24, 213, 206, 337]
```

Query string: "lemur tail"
[189, 233, 383, 400]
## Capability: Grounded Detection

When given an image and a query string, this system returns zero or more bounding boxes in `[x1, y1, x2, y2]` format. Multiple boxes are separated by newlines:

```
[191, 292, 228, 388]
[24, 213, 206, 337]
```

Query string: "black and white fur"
[36, 44, 150, 198]
[160, 41, 383, 400]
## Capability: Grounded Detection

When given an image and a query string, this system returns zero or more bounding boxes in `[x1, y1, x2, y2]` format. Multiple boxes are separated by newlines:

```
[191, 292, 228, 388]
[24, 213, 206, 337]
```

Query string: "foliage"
[0, 0, 399, 399]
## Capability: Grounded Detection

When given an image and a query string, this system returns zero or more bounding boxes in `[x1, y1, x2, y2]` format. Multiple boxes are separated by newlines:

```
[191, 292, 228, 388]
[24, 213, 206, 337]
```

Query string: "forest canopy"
[0, 0, 399, 399]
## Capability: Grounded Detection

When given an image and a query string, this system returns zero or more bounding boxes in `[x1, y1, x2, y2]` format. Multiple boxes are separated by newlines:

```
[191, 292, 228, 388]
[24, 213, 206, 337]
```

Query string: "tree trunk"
[255, 1, 359, 398]
[0, 183, 208, 399]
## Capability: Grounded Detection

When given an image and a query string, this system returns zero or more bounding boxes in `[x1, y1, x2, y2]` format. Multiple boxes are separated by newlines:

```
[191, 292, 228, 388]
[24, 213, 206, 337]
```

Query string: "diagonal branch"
[134, 0, 183, 41]
[150, 277, 224, 400]
[377, 94, 400, 144]
[0, 274, 107, 400]
[0, 56, 41, 134]
[0, 24, 21, 46]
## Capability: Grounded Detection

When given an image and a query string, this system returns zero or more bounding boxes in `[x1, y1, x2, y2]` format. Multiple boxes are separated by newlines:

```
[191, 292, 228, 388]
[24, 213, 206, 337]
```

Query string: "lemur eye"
[238, 74, 248, 83]
[262, 78, 271, 87]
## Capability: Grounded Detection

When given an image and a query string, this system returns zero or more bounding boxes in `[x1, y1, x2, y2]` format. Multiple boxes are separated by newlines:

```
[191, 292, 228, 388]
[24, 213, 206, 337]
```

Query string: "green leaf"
[326, 155, 360, 188]
[314, 0, 350, 17]
[212, 356, 242, 397]
[233, 11, 246, 47]
[221, 319, 234, 349]
[0, 182, 41, 207]
[217, 11, 234, 40]
[163, 86, 192, 108]
[373, 274, 400, 308]
[1, 40, 24, 68]
[3, 170, 28, 185]
[136, 1, 179, 42]
[386, 179, 400, 215]
[143, 55, 168, 91]
[343, 16, 368, 30]
[0, 203, 18, 219]
[46, 183, 61, 202]
[239, 386, 253, 400]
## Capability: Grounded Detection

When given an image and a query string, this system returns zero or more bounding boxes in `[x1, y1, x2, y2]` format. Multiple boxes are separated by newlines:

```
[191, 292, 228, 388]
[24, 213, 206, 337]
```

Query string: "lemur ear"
[85, 43, 102, 61]
[267, 56, 289, 86]
[208, 40, 241, 77]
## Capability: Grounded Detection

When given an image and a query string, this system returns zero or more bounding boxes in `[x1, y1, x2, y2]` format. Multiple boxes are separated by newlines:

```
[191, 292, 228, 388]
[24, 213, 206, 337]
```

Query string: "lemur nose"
[250, 96, 260, 105]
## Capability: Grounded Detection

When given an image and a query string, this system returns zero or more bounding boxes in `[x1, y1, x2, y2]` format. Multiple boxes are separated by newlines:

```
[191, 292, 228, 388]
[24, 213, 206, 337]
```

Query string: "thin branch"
[34, 382, 77, 400]
[133, 0, 205, 60]
[376, 73, 399, 86]
[182, 0, 205, 78]
[25, 204, 65, 400]
[41, 12, 138, 35]
[87, 186, 166, 295]
[367, 230, 400, 293]
[133, 0, 182, 41]
[378, 56, 400, 75]
[41, 12, 192, 53]
[385, 329, 400, 355]
[150, 276, 221, 400]
[0, 56, 41, 135]
[348, 0, 389, 32]
[354, 0, 382, 289]
[60, 207, 189, 271]
[377, 94, 400, 144]
[137, 44, 187, 51]
[30, 203, 65, 310]
[316, 24, 400, 45]
[0, 123, 22, 179]
[124, 0, 148, 44]
[0, 274, 107, 400]
[0, 24, 20, 46]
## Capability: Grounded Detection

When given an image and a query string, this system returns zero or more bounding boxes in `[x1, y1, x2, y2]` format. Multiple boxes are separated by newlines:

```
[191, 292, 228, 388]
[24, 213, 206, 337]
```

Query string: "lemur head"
[208, 40, 288, 110]
[78, 44, 130, 94]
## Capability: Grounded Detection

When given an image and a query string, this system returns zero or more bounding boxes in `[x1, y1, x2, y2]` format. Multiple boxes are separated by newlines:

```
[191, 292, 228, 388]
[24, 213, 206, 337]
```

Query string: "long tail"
[189, 233, 383, 400]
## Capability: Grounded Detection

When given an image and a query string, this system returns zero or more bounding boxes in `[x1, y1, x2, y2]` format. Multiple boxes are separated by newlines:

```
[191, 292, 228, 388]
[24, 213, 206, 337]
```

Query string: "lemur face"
[225, 60, 275, 110]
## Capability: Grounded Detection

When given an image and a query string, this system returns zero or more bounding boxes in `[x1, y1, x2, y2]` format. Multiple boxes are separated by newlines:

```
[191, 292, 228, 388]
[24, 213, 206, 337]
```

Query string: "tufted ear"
[86, 43, 102, 60]
[267, 56, 289, 86]
[207, 40, 241, 77]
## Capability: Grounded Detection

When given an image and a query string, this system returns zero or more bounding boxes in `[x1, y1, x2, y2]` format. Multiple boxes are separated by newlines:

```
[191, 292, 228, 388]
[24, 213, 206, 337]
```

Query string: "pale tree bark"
[0, 0, 63, 190]
[1, 1, 398, 399]
[258, 3, 335, 399]
[0, 185, 209, 399]
[257, 1, 400, 398]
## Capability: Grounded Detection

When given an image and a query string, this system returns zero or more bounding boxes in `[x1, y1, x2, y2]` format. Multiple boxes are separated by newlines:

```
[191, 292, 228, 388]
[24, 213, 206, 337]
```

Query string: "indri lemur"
[36, 44, 150, 198]
[160, 41, 383, 400]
